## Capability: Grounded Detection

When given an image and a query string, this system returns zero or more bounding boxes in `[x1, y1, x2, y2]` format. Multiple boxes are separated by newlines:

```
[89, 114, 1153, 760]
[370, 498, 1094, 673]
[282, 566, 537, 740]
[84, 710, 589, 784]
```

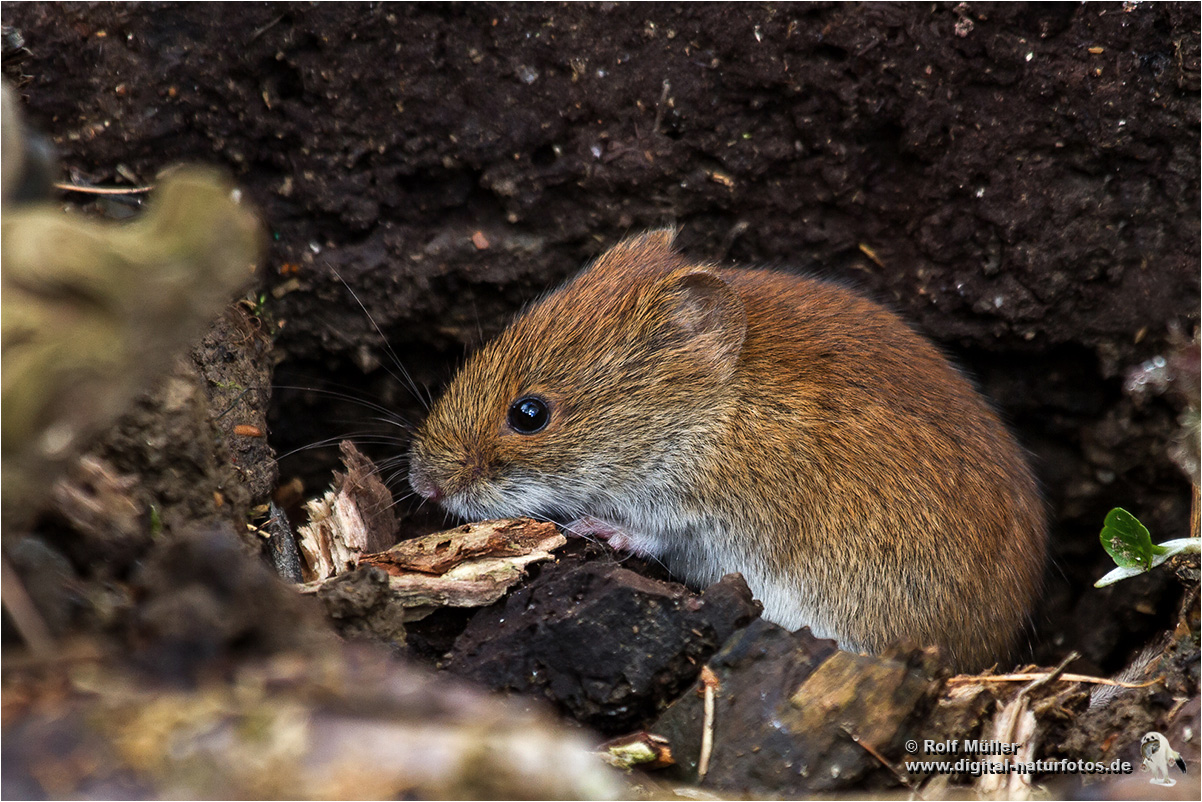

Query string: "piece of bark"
[295, 441, 398, 581]
[264, 500, 303, 584]
[362, 517, 564, 576]
[301, 518, 566, 624]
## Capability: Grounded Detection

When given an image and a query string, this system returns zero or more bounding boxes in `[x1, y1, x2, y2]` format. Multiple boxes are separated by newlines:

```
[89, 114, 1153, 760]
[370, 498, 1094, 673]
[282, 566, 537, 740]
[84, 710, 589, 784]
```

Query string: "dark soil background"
[4, 1, 1198, 676]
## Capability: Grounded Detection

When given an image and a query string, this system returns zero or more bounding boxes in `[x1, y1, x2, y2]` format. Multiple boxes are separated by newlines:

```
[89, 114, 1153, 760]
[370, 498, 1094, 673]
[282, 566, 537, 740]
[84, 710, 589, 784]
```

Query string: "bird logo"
[1140, 731, 1187, 787]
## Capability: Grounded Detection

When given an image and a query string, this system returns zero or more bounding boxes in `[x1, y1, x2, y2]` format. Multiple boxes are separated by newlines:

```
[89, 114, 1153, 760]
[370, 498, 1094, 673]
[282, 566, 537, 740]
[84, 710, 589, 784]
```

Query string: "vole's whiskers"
[273, 384, 410, 424]
[383, 488, 421, 517]
[273, 430, 403, 461]
[324, 262, 430, 411]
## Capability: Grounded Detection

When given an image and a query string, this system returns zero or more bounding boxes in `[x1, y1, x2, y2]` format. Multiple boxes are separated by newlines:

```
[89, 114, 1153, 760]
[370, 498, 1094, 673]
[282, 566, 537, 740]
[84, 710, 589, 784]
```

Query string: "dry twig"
[842, 724, 921, 797]
[696, 665, 719, 781]
[947, 670, 1161, 690]
[54, 181, 155, 195]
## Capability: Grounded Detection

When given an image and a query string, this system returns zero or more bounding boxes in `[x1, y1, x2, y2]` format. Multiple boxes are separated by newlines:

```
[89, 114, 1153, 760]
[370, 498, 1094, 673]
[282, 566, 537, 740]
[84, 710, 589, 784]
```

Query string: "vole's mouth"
[437, 480, 577, 527]
[407, 459, 445, 502]
[439, 495, 530, 524]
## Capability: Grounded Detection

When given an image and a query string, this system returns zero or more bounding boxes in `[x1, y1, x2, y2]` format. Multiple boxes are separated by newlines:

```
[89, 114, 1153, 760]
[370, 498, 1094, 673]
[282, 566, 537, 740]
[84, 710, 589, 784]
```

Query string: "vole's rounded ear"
[641, 269, 747, 378]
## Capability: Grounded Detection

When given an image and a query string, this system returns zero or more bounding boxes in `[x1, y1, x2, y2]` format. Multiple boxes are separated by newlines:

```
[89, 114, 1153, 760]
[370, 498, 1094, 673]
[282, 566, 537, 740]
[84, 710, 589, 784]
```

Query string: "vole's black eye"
[508, 396, 550, 434]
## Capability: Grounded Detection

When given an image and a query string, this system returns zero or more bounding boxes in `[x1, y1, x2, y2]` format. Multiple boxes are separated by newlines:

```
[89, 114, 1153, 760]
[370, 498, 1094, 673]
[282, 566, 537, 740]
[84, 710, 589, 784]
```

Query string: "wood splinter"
[696, 665, 719, 781]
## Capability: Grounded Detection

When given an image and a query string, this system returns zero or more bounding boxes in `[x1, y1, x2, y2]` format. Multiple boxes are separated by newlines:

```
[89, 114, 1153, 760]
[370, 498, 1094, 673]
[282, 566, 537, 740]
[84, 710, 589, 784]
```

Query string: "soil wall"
[4, 1, 1198, 668]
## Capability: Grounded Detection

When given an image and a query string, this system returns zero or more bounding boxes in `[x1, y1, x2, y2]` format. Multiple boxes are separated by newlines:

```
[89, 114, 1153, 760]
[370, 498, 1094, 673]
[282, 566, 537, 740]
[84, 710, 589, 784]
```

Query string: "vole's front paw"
[566, 516, 652, 557]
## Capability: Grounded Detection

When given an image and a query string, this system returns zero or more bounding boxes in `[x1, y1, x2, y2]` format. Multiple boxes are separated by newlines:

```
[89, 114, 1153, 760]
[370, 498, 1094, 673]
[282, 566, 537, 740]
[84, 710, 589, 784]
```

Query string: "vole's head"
[408, 230, 747, 522]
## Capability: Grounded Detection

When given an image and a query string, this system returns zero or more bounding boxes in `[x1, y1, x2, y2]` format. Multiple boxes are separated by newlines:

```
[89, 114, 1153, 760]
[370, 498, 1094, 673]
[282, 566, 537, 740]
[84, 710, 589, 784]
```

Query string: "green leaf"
[1095, 504, 1200, 588]
[1095, 538, 1201, 587]
[1099, 507, 1158, 570]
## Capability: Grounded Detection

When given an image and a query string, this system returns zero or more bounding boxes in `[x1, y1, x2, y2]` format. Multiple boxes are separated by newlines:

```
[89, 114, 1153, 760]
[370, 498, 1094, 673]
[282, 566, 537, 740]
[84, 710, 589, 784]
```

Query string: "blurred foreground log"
[2, 642, 627, 799]
[1, 82, 262, 527]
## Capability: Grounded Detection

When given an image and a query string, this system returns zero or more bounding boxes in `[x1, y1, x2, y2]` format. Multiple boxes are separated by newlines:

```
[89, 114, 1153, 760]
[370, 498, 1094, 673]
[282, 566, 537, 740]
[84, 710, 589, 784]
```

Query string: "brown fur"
[409, 231, 1047, 670]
